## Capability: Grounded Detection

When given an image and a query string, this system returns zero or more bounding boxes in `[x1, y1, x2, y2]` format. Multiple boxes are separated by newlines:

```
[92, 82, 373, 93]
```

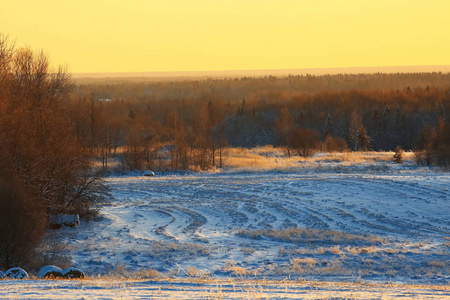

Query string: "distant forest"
[72, 73, 450, 170]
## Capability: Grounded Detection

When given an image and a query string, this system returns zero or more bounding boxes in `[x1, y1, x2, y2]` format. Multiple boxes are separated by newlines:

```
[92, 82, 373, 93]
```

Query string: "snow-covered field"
[1, 152, 449, 298]
[1, 278, 449, 299]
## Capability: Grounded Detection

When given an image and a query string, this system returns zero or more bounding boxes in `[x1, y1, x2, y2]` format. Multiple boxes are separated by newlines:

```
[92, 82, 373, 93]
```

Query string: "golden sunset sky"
[2, 0, 449, 73]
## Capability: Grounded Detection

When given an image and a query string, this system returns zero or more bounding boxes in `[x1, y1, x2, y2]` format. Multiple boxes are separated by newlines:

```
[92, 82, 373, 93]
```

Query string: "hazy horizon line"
[71, 65, 450, 79]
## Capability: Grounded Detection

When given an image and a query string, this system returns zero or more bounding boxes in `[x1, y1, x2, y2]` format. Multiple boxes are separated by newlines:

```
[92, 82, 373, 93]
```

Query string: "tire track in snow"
[104, 173, 449, 243]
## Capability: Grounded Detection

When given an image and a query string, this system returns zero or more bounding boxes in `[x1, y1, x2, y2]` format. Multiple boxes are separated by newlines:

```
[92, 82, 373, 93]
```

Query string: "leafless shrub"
[323, 135, 349, 152]
[289, 128, 321, 157]
[414, 120, 450, 168]
[393, 146, 404, 164]
[34, 232, 71, 270]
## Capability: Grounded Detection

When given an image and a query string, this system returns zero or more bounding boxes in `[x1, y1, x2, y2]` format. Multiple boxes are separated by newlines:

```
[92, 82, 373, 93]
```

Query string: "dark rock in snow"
[5, 267, 28, 279]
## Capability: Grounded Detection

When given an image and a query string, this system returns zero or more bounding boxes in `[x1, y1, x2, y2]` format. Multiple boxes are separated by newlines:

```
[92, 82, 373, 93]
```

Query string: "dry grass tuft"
[345, 246, 360, 256]
[219, 147, 417, 173]
[329, 245, 343, 255]
[224, 262, 251, 277]
[133, 268, 159, 279]
[236, 227, 385, 246]
[291, 257, 318, 268]
[360, 245, 377, 254]
[187, 266, 199, 278]
[241, 247, 256, 255]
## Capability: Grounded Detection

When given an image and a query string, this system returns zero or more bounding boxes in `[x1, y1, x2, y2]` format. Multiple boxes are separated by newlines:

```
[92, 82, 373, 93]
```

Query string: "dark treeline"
[72, 73, 450, 170]
[74, 72, 450, 101]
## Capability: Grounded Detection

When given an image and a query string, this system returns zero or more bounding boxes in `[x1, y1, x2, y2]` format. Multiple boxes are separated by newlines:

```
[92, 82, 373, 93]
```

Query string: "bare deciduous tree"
[276, 106, 294, 157]
[290, 128, 320, 157]
[0, 34, 107, 218]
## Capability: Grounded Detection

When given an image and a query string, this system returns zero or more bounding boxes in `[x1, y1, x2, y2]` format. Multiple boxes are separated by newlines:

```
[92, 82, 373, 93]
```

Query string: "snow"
[0, 278, 449, 299]
[1, 159, 449, 297]
[56, 167, 449, 284]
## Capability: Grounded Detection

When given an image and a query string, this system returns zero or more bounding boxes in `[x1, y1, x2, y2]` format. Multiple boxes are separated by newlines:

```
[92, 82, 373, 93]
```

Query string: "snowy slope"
[56, 169, 449, 284]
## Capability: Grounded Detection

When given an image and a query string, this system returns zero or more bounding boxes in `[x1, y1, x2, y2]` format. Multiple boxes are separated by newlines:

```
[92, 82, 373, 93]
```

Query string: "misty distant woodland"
[75, 70, 450, 170]
[0, 34, 449, 271]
